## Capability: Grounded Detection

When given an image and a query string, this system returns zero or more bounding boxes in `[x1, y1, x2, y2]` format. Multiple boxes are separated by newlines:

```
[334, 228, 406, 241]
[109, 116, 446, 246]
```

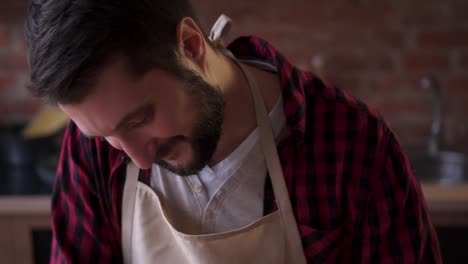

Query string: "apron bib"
[121, 15, 307, 264]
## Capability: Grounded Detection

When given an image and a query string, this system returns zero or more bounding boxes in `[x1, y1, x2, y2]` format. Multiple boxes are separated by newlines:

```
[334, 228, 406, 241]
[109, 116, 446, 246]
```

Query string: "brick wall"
[1, 0, 467, 152]
[0, 0, 36, 124]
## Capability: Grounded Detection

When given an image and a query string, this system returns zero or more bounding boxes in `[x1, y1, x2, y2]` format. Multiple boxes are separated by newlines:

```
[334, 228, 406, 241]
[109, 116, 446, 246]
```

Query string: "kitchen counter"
[423, 184, 468, 210]
[421, 184, 468, 225]
[0, 184, 467, 226]
[0, 196, 50, 215]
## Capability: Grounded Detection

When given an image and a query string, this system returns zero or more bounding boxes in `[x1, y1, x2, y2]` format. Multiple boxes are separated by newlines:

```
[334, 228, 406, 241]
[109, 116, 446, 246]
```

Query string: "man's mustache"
[155, 135, 188, 160]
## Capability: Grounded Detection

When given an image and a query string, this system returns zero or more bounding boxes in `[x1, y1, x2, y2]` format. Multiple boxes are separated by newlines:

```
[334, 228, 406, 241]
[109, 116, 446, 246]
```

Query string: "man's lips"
[155, 135, 186, 160]
[165, 147, 179, 161]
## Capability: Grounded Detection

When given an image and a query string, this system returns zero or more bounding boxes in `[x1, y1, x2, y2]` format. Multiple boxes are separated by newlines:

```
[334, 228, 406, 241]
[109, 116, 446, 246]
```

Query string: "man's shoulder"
[298, 72, 397, 156]
[227, 35, 391, 137]
[307, 76, 388, 129]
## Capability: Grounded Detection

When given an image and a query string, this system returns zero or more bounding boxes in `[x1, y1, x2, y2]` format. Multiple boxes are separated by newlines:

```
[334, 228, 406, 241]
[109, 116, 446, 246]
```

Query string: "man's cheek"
[147, 116, 187, 139]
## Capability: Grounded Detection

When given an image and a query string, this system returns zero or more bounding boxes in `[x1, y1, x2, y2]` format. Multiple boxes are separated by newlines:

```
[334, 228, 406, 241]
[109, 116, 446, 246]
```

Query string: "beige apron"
[121, 15, 307, 264]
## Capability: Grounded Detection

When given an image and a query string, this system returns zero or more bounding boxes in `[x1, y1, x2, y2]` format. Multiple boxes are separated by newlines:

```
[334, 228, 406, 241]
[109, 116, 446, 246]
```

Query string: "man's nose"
[121, 141, 155, 170]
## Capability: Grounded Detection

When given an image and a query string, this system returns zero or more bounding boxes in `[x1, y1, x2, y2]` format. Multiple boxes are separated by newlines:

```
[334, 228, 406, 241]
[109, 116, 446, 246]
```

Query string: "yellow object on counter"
[22, 107, 69, 139]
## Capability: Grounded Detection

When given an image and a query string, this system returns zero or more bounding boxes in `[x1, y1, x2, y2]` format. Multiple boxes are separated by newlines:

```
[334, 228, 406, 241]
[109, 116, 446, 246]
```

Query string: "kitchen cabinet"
[422, 185, 468, 263]
[0, 197, 51, 264]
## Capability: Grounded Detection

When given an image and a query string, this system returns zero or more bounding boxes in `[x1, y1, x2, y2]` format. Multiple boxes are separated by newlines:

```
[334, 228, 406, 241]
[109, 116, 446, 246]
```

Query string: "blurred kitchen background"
[0, 0, 467, 263]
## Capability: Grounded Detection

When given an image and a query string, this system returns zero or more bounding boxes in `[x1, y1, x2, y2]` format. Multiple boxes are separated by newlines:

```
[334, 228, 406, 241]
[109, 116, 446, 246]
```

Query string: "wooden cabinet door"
[13, 214, 51, 264]
[0, 217, 14, 263]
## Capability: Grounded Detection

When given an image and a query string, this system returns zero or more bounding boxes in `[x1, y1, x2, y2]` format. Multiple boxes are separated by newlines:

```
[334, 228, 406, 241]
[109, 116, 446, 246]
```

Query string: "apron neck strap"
[215, 14, 305, 262]
[123, 14, 306, 263]
[208, 14, 232, 45]
[122, 162, 139, 263]
[231, 59, 306, 264]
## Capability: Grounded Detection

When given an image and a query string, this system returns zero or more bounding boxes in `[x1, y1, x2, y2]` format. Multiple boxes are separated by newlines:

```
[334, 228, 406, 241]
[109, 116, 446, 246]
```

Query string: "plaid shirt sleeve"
[289, 81, 441, 263]
[50, 122, 125, 264]
[289, 82, 441, 263]
[360, 131, 441, 263]
[275, 87, 442, 263]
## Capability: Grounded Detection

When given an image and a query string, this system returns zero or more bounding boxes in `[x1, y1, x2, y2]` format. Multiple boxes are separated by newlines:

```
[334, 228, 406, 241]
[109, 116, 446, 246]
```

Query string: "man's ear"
[176, 17, 207, 71]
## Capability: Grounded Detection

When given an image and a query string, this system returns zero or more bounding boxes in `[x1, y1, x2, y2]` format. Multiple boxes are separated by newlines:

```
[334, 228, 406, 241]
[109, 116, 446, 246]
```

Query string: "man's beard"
[154, 69, 225, 176]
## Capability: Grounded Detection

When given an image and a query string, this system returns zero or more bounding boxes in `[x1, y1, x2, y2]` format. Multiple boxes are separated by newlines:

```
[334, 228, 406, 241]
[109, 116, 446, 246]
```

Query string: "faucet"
[420, 75, 443, 157]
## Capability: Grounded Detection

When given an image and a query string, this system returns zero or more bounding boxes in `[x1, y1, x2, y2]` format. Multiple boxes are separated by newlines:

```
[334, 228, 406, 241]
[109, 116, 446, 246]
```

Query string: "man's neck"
[205, 47, 281, 166]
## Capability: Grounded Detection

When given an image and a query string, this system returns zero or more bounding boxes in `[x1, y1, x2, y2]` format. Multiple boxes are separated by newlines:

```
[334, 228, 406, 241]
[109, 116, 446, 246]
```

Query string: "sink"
[408, 151, 468, 185]
[404, 75, 468, 185]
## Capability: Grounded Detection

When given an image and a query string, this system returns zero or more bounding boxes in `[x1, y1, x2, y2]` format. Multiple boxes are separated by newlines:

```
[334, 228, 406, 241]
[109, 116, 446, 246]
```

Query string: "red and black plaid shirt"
[51, 36, 441, 263]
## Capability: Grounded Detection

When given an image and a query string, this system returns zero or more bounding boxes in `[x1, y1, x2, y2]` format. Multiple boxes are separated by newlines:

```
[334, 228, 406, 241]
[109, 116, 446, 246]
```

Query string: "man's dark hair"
[26, 0, 210, 104]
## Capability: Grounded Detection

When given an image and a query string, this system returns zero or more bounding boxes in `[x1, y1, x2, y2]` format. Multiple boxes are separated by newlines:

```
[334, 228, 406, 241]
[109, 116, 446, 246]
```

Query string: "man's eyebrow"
[112, 102, 153, 133]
